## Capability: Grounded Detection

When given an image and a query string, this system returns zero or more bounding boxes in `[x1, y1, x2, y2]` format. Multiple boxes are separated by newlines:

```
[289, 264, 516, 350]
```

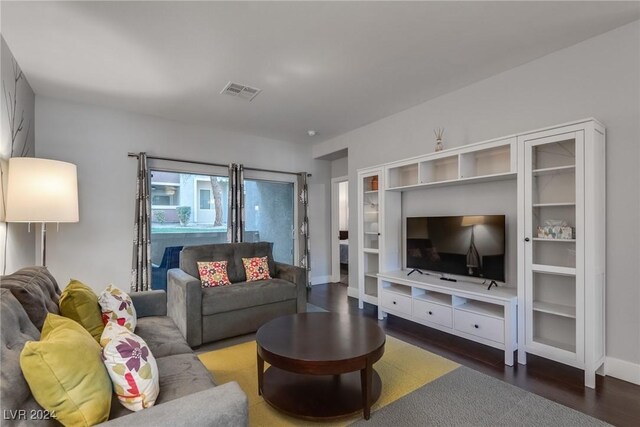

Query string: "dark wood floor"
[308, 283, 640, 427]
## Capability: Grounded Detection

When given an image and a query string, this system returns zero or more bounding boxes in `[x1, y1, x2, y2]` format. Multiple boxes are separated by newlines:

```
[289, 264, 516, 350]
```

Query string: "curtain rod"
[127, 152, 309, 177]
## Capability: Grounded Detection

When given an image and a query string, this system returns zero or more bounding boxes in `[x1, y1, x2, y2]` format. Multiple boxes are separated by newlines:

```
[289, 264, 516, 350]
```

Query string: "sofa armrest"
[167, 268, 203, 347]
[274, 262, 307, 313]
[130, 290, 167, 318]
[99, 382, 248, 427]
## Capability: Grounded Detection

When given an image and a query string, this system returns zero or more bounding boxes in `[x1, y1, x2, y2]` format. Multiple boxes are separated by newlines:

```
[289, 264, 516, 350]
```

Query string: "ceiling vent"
[220, 81, 262, 101]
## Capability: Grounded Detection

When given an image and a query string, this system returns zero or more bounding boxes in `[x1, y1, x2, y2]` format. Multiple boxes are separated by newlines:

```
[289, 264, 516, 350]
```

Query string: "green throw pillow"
[59, 279, 104, 342]
[20, 314, 112, 427]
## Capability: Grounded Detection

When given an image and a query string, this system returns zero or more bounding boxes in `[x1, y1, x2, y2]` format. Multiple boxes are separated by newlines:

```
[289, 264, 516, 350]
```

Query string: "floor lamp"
[5, 157, 79, 266]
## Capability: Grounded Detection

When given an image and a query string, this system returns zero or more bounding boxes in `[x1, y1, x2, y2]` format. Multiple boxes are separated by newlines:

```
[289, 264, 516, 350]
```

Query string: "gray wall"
[331, 156, 348, 178]
[313, 21, 640, 366]
[0, 36, 36, 274]
[35, 96, 331, 291]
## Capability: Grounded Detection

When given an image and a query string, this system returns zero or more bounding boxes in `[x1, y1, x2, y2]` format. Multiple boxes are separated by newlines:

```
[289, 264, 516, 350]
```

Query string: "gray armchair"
[168, 242, 306, 347]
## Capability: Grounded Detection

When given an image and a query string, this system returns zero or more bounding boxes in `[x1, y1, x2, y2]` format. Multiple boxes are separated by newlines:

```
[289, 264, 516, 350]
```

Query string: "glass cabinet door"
[524, 131, 584, 359]
[362, 174, 380, 251]
[359, 171, 381, 307]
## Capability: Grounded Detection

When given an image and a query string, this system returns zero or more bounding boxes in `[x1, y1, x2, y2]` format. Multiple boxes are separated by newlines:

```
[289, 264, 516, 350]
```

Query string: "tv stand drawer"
[380, 291, 412, 315]
[454, 310, 504, 344]
[413, 299, 453, 328]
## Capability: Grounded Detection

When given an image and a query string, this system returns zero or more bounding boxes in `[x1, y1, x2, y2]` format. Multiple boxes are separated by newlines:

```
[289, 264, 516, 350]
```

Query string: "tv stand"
[377, 270, 517, 366]
[407, 268, 424, 276]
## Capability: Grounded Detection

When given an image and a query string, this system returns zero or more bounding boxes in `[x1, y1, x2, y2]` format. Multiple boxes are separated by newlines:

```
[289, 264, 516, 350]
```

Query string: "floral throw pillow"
[98, 284, 137, 332]
[101, 322, 159, 411]
[197, 261, 231, 288]
[242, 256, 272, 282]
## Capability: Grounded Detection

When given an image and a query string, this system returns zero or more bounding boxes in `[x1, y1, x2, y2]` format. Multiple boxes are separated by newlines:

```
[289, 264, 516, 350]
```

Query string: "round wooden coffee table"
[256, 312, 385, 420]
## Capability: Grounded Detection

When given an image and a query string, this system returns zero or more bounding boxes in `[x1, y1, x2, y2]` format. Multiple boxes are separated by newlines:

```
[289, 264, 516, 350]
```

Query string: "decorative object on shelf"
[434, 127, 445, 152]
[371, 176, 379, 191]
[536, 220, 575, 239]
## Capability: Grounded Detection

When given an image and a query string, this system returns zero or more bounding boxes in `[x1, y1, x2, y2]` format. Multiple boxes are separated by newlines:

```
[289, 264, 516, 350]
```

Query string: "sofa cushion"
[180, 242, 276, 283]
[0, 289, 44, 423]
[197, 261, 231, 287]
[101, 322, 159, 411]
[134, 316, 192, 358]
[107, 353, 217, 420]
[99, 284, 137, 332]
[0, 266, 61, 330]
[20, 314, 112, 427]
[241, 256, 272, 281]
[59, 279, 104, 342]
[202, 279, 296, 316]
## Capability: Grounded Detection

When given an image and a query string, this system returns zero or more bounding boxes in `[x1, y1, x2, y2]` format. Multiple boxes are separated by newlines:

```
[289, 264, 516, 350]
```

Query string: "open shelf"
[364, 276, 378, 298]
[363, 248, 379, 254]
[413, 289, 452, 306]
[532, 202, 576, 208]
[387, 163, 419, 188]
[364, 190, 378, 194]
[382, 282, 412, 296]
[460, 145, 511, 179]
[456, 300, 504, 319]
[533, 238, 576, 242]
[533, 301, 576, 319]
[420, 155, 458, 184]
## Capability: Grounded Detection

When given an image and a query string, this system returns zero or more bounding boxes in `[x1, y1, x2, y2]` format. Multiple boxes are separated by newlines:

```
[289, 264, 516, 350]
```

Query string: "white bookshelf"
[356, 118, 605, 387]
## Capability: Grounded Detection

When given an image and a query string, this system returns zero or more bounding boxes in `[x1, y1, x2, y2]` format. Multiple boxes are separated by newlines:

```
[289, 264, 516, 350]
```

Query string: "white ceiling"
[2, 1, 639, 144]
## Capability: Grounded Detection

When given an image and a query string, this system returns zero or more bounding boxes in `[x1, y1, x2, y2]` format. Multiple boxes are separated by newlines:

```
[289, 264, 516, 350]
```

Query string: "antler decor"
[434, 127, 445, 152]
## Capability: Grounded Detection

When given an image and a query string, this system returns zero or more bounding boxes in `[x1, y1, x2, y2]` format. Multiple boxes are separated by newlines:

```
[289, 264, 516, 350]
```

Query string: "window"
[199, 189, 211, 209]
[151, 184, 180, 206]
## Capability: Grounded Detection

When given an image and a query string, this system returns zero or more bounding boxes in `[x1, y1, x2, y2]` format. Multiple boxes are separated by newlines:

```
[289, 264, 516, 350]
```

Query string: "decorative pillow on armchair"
[101, 321, 159, 411]
[242, 256, 272, 281]
[98, 284, 137, 332]
[197, 261, 231, 287]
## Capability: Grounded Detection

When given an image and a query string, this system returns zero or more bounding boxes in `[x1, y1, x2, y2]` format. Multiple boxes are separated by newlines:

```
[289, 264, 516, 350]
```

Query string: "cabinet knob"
[524, 237, 530, 242]
[392, 301, 397, 305]
[377, 233, 381, 236]
[474, 324, 479, 329]
[428, 311, 433, 315]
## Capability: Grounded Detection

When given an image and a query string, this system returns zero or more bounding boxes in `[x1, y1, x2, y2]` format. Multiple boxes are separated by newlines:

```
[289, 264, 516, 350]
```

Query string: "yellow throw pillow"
[59, 279, 104, 342]
[20, 314, 112, 427]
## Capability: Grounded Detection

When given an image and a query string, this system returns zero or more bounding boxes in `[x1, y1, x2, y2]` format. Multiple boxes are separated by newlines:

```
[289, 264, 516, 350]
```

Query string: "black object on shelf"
[407, 268, 424, 276]
[487, 280, 499, 290]
[440, 277, 457, 282]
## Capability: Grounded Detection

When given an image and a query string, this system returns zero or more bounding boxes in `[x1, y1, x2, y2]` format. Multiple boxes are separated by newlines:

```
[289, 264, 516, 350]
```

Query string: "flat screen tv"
[406, 215, 506, 282]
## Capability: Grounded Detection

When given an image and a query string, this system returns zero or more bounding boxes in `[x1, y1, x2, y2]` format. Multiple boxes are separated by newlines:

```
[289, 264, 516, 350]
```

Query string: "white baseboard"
[347, 286, 359, 299]
[605, 356, 640, 385]
[310, 275, 331, 286]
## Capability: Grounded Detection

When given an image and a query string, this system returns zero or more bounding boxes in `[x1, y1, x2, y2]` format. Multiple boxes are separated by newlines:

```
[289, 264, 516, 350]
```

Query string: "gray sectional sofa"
[168, 242, 307, 347]
[0, 266, 248, 426]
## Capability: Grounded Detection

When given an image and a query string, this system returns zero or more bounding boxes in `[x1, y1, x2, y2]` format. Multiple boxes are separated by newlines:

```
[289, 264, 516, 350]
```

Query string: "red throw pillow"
[197, 261, 231, 288]
[242, 256, 271, 282]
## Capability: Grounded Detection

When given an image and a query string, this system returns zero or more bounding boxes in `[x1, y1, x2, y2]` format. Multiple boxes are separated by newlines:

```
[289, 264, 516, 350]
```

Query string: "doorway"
[331, 176, 349, 284]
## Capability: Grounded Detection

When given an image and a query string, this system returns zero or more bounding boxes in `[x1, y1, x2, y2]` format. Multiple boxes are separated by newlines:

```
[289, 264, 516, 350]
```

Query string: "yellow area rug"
[198, 335, 459, 426]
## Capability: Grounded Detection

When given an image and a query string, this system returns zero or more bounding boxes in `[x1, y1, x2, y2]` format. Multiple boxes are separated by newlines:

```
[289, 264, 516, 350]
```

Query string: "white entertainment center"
[357, 118, 605, 388]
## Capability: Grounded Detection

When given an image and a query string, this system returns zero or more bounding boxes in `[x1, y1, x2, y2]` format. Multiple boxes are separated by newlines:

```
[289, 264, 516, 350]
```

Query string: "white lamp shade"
[5, 157, 79, 223]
